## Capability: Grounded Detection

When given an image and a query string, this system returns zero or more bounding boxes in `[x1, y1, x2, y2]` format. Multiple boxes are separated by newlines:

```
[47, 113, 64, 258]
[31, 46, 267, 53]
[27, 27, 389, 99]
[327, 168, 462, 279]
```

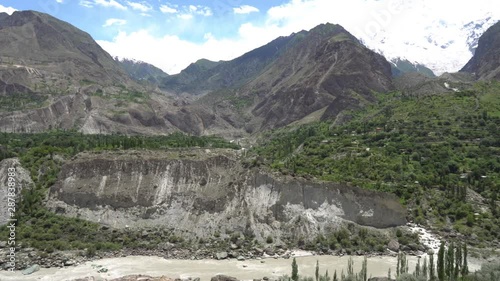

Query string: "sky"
[0, 0, 499, 75]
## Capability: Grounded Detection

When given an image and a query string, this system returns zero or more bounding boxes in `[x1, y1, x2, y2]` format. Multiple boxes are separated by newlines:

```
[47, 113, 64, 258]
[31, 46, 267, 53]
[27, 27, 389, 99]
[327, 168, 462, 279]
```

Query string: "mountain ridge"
[461, 20, 500, 80]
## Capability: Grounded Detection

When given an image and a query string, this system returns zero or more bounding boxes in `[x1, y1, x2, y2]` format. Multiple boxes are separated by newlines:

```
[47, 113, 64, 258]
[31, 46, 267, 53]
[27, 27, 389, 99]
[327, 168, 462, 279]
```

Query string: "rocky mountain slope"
[171, 23, 394, 133]
[116, 58, 169, 85]
[0, 12, 396, 137]
[390, 58, 435, 78]
[461, 21, 500, 80]
[0, 10, 129, 87]
[47, 149, 406, 240]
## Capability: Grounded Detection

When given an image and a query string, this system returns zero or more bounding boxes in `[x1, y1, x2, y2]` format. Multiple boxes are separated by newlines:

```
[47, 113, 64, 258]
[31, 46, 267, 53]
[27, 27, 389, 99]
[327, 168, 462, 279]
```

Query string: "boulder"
[387, 239, 400, 252]
[22, 264, 40, 275]
[211, 275, 238, 281]
[216, 251, 228, 260]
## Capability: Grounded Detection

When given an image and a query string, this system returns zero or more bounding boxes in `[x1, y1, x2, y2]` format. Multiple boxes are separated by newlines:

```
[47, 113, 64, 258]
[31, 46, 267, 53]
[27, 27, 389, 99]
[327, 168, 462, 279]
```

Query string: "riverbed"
[0, 253, 483, 281]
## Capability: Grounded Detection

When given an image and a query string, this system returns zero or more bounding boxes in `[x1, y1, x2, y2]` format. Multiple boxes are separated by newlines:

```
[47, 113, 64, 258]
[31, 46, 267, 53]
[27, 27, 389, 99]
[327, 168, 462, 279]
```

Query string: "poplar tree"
[423, 256, 428, 280]
[454, 244, 462, 280]
[446, 242, 455, 280]
[438, 242, 445, 281]
[292, 258, 298, 281]
[415, 258, 421, 277]
[430, 252, 436, 281]
[315, 260, 319, 281]
[462, 244, 469, 276]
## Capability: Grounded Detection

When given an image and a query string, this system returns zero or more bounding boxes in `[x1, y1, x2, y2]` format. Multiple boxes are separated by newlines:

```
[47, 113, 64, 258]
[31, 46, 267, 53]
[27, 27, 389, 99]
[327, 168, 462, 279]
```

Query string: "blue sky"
[0, 0, 499, 74]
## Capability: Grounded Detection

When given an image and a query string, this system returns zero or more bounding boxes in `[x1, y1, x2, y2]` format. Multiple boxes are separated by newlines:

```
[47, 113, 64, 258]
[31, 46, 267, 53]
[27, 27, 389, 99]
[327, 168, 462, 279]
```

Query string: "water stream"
[0, 253, 482, 281]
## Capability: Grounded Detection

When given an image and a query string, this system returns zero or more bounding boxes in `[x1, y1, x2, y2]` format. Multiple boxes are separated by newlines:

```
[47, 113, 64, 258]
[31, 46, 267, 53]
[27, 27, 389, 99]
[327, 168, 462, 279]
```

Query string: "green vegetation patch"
[0, 92, 48, 111]
[250, 81, 500, 242]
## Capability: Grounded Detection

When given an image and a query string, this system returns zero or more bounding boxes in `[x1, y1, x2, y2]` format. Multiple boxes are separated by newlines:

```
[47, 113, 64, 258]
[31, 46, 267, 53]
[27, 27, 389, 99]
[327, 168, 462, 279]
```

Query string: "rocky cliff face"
[461, 21, 500, 80]
[47, 150, 406, 241]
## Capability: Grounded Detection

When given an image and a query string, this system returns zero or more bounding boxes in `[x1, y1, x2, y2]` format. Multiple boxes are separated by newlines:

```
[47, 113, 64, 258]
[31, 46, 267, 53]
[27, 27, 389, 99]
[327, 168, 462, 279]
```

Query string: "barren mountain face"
[461, 21, 500, 80]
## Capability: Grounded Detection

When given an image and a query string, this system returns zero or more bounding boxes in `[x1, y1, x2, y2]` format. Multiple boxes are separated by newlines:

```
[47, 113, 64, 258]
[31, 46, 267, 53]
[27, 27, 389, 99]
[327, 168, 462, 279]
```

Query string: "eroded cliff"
[47, 149, 406, 241]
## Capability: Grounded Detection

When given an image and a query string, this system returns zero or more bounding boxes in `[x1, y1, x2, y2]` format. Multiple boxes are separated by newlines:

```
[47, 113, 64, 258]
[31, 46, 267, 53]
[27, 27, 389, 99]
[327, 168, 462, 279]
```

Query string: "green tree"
[316, 260, 319, 281]
[446, 242, 454, 280]
[292, 257, 299, 281]
[423, 256, 428, 280]
[438, 242, 445, 281]
[454, 244, 461, 280]
[415, 258, 421, 277]
[462, 244, 469, 276]
[430, 252, 436, 281]
[360, 256, 367, 281]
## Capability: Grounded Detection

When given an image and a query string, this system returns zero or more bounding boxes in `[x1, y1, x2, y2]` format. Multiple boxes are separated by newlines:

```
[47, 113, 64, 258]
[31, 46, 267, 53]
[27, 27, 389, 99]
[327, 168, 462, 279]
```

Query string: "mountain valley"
[0, 8, 499, 281]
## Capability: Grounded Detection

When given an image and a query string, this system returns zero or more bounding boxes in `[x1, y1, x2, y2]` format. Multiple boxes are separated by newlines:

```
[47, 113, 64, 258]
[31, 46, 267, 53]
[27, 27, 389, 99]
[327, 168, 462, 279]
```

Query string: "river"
[0, 253, 482, 281]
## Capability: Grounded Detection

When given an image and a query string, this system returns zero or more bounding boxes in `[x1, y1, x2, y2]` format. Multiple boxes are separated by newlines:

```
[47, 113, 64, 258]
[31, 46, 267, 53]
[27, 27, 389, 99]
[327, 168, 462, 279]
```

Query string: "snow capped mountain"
[350, 1, 500, 76]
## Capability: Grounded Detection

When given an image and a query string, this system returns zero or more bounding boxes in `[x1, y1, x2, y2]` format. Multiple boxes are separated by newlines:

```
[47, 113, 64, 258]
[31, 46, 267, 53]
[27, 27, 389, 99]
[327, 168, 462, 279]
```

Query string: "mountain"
[165, 23, 394, 133]
[159, 58, 223, 94]
[0, 12, 392, 137]
[116, 58, 169, 85]
[360, 14, 499, 75]
[0, 10, 129, 87]
[461, 21, 500, 80]
[390, 58, 435, 78]
[159, 35, 296, 95]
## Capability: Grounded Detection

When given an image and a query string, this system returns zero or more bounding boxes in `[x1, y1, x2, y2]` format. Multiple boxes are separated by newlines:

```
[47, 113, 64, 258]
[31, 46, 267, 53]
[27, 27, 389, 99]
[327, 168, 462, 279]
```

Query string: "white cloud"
[177, 14, 193, 20]
[98, 0, 500, 75]
[97, 26, 275, 74]
[79, 0, 94, 8]
[127, 1, 151, 12]
[187, 5, 212, 17]
[56, 0, 64, 3]
[0, 4, 17, 14]
[163, 4, 212, 19]
[159, 4, 177, 14]
[84, 0, 127, 10]
[103, 18, 127, 27]
[233, 5, 259, 14]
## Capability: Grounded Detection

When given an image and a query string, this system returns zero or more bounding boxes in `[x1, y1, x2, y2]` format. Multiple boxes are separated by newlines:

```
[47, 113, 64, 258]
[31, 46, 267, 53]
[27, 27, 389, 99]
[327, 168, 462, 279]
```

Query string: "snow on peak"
[347, 2, 500, 75]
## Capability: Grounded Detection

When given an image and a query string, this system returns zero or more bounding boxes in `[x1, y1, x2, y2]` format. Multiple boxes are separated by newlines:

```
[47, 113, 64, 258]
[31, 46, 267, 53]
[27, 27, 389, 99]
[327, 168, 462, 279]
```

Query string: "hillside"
[116, 58, 169, 85]
[250, 81, 500, 247]
[462, 21, 500, 80]
[0, 10, 129, 87]
[186, 23, 394, 133]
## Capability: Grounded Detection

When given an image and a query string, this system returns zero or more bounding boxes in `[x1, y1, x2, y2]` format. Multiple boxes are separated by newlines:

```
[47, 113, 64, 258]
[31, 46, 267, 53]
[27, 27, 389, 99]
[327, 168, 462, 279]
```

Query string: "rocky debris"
[71, 275, 174, 281]
[210, 275, 238, 281]
[21, 264, 40, 275]
[71, 277, 106, 281]
[216, 251, 228, 260]
[112, 275, 173, 281]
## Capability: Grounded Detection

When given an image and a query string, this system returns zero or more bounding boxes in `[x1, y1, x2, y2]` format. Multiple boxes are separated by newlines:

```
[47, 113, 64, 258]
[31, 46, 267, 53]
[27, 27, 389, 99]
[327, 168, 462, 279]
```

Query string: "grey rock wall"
[47, 149, 406, 240]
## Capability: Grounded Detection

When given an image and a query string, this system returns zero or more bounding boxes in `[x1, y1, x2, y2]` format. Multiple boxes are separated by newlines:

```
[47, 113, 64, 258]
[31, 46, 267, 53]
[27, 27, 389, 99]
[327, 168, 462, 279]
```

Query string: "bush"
[86, 245, 96, 257]
[267, 235, 274, 244]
